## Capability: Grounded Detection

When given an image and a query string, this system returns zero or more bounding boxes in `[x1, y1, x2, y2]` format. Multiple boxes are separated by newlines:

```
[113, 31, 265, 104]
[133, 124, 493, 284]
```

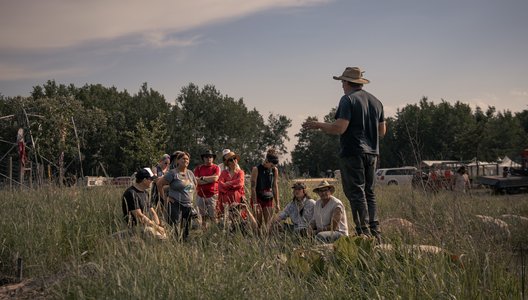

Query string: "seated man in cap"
[309, 180, 348, 243]
[269, 182, 315, 235]
[122, 167, 166, 239]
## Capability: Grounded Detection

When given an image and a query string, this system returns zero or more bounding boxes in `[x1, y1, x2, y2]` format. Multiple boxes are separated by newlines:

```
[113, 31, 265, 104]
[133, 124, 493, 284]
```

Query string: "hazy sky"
[1, 0, 527, 158]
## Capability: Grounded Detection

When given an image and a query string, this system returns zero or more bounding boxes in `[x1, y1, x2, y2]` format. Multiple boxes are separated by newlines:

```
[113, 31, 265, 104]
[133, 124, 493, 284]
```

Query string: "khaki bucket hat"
[312, 180, 336, 193]
[333, 67, 370, 84]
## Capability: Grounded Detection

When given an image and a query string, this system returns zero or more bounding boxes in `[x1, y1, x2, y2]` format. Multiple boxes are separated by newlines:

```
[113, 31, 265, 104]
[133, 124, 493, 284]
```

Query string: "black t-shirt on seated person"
[122, 185, 148, 226]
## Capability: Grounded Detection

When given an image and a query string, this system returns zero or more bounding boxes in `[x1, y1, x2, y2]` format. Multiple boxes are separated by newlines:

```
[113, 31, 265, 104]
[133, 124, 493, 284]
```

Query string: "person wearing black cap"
[122, 167, 165, 238]
[270, 182, 315, 235]
[250, 148, 280, 227]
[194, 150, 220, 229]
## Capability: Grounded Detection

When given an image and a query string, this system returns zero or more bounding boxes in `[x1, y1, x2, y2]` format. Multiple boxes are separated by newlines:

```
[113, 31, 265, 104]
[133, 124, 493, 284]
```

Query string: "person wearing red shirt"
[194, 150, 220, 229]
[218, 151, 245, 217]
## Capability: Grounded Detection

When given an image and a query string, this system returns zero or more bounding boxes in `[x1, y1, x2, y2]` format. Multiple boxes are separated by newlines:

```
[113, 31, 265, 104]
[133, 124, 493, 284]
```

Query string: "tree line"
[0, 81, 291, 181]
[1, 82, 527, 181]
[292, 97, 528, 177]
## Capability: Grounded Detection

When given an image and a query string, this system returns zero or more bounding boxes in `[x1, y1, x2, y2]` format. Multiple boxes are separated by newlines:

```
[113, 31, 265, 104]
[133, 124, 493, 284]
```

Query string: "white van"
[376, 167, 417, 186]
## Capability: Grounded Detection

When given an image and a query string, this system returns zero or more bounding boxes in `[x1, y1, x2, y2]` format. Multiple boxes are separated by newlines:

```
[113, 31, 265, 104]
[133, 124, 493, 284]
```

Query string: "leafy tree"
[121, 119, 168, 174]
[169, 83, 291, 170]
[262, 113, 292, 156]
[291, 109, 339, 177]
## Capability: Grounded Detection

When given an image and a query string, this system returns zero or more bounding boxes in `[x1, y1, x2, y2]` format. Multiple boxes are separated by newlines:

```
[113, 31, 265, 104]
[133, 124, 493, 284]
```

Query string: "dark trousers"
[339, 154, 380, 236]
[167, 201, 192, 241]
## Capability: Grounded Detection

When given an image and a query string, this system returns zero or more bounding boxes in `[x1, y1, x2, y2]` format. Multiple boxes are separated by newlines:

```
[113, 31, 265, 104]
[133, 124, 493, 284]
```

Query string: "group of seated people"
[121, 148, 348, 243]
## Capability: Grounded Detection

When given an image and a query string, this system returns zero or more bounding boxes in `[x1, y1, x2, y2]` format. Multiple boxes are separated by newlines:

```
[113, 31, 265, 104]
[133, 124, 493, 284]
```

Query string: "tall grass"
[1, 183, 527, 299]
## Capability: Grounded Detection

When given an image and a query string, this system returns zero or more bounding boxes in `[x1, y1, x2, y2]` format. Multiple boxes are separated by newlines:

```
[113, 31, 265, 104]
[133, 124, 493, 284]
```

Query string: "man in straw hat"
[303, 67, 386, 240]
[308, 180, 348, 243]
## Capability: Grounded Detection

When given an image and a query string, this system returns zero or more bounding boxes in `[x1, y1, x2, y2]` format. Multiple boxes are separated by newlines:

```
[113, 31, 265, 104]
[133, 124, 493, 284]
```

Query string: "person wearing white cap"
[217, 148, 231, 172]
[122, 167, 165, 238]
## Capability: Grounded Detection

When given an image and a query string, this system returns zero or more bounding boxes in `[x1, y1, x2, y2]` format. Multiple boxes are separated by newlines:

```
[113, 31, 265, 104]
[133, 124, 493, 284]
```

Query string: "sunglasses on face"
[203, 155, 213, 159]
[293, 187, 304, 191]
[317, 188, 331, 193]
[227, 158, 237, 163]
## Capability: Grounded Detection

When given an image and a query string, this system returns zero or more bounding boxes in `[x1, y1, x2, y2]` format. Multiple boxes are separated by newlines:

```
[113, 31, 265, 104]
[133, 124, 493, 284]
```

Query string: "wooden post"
[29, 161, 33, 189]
[19, 158, 24, 188]
[71, 117, 84, 179]
[48, 164, 52, 184]
[9, 156, 13, 191]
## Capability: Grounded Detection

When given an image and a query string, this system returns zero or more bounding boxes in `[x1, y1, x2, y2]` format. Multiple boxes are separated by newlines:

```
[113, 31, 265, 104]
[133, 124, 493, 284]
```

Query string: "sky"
[1, 0, 527, 159]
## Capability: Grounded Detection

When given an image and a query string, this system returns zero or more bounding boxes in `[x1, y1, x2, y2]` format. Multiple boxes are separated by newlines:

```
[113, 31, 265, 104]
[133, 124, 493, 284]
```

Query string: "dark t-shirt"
[334, 89, 384, 156]
[122, 185, 149, 226]
[256, 164, 275, 199]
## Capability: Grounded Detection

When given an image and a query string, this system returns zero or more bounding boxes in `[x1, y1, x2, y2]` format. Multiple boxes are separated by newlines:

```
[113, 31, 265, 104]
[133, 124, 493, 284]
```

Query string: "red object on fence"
[18, 140, 27, 167]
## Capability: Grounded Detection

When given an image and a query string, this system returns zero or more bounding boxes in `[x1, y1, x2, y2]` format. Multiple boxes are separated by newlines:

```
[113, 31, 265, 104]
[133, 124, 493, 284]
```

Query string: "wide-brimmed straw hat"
[312, 180, 335, 193]
[223, 151, 240, 162]
[333, 67, 370, 84]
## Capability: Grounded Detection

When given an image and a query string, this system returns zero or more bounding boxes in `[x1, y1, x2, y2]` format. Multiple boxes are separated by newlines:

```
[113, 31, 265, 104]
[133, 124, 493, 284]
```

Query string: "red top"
[218, 169, 245, 199]
[194, 164, 220, 198]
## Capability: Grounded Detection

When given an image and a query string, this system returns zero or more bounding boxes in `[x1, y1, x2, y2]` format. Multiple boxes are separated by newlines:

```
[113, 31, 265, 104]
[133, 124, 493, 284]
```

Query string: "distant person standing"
[303, 67, 386, 240]
[451, 166, 471, 193]
[194, 150, 220, 229]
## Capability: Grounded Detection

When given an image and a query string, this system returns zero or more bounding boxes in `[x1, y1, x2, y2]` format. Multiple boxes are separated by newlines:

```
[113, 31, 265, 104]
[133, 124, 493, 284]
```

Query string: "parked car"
[376, 167, 417, 186]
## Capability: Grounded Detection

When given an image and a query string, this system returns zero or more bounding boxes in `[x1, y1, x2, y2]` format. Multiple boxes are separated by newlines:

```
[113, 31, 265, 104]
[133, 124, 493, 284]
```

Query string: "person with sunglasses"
[308, 180, 348, 243]
[194, 150, 220, 229]
[250, 148, 280, 228]
[217, 151, 246, 217]
[156, 151, 197, 241]
[269, 182, 315, 235]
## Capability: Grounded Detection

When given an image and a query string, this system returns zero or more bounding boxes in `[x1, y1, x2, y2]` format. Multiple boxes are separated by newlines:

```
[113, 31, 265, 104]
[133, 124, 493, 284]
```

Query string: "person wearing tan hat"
[308, 180, 348, 243]
[302, 67, 385, 239]
[218, 151, 246, 217]
[269, 182, 315, 235]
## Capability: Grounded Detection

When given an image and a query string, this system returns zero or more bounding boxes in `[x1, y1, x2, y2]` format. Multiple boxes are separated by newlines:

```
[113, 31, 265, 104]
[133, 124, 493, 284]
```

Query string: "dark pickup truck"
[478, 173, 528, 194]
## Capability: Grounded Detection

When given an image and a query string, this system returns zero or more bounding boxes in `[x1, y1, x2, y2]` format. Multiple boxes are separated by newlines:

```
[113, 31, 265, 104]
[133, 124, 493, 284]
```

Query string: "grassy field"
[1, 181, 527, 299]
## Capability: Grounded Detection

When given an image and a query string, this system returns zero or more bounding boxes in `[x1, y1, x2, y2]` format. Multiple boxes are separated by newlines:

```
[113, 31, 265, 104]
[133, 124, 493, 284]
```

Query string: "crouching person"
[309, 180, 348, 243]
[269, 182, 315, 236]
[122, 167, 166, 239]
[224, 202, 258, 235]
